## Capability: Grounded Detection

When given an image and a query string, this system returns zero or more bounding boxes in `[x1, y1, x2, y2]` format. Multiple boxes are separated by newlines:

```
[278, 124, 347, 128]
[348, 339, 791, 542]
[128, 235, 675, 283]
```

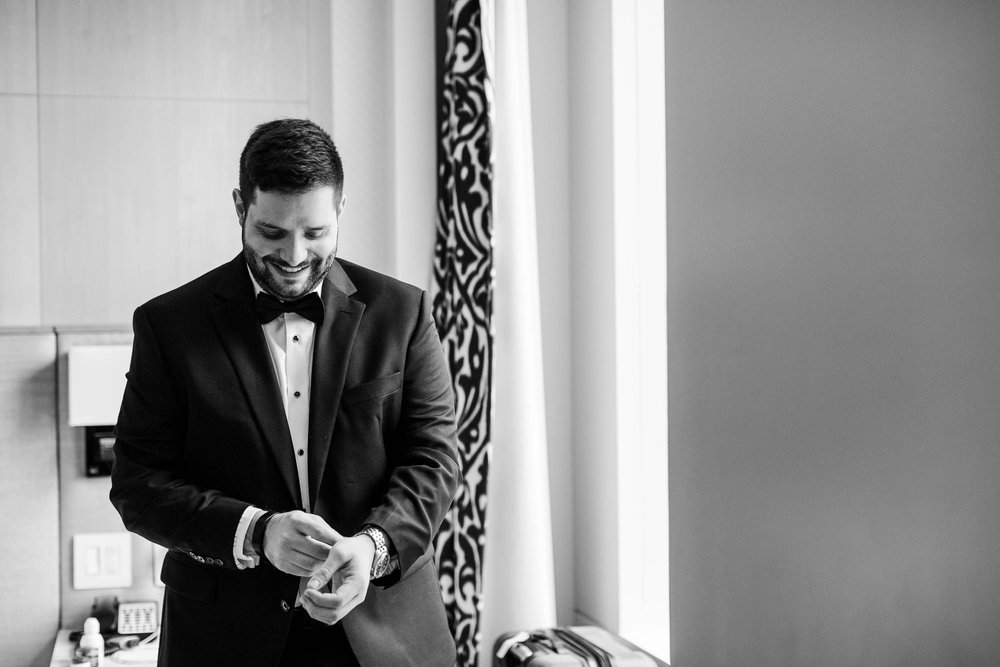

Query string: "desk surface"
[50, 629, 160, 666]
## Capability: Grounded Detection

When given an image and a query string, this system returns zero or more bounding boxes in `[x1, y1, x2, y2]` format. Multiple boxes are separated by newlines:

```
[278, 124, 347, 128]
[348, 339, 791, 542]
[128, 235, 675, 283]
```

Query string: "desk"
[50, 629, 159, 666]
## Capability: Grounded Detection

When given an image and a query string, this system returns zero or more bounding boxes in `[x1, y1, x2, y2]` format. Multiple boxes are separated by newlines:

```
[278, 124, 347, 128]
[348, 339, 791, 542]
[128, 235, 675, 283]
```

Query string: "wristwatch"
[358, 525, 391, 580]
[251, 511, 275, 556]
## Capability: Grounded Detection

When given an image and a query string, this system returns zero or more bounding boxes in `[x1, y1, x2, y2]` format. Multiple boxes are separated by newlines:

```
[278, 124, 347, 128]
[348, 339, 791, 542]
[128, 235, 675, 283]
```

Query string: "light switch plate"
[73, 532, 133, 590]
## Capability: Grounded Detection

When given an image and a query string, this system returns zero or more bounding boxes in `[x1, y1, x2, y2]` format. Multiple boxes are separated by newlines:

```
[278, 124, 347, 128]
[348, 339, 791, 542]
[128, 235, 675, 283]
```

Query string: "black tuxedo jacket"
[110, 255, 461, 666]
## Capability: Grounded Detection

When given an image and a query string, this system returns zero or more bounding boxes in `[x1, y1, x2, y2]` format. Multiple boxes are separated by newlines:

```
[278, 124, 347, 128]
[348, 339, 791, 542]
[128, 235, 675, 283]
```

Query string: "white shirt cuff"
[233, 506, 265, 569]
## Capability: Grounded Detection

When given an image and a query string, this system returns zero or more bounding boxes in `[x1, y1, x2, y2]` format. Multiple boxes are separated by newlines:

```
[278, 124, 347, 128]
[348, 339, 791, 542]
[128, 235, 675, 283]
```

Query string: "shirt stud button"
[292, 335, 300, 342]
[280, 600, 290, 612]
[297, 449, 304, 457]
[294, 391, 301, 398]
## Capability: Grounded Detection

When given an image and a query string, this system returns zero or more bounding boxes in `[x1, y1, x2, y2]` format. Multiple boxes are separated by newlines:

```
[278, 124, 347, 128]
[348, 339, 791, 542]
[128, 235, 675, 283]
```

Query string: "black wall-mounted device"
[85, 425, 116, 477]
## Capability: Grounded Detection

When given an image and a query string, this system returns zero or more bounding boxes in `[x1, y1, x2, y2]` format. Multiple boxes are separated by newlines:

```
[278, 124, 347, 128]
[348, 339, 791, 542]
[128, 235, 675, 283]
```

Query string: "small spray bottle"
[77, 616, 105, 666]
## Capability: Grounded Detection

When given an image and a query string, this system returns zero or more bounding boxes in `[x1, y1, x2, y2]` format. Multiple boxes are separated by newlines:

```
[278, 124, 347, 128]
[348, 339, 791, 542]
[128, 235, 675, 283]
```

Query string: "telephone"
[118, 601, 159, 635]
[87, 595, 159, 636]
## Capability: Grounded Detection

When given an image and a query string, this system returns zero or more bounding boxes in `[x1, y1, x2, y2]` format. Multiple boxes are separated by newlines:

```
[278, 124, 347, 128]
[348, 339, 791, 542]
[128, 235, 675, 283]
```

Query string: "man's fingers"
[301, 589, 347, 626]
[261, 511, 340, 576]
[285, 552, 328, 575]
[281, 563, 313, 577]
[266, 544, 329, 577]
[299, 535, 334, 559]
[308, 523, 343, 545]
[283, 538, 331, 569]
[291, 513, 342, 544]
[302, 603, 343, 625]
[281, 511, 342, 543]
[302, 587, 345, 610]
[300, 538, 372, 625]
[307, 548, 347, 591]
[301, 587, 363, 626]
[330, 584, 363, 611]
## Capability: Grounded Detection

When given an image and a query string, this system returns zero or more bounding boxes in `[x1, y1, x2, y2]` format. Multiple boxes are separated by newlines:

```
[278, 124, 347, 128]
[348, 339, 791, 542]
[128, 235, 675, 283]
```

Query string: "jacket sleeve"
[110, 305, 250, 566]
[364, 291, 462, 583]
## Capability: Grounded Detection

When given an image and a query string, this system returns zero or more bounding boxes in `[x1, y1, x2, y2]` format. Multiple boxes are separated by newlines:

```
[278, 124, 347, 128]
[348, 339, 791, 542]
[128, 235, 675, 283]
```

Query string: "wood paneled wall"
[0, 0, 331, 328]
[0, 1, 41, 325]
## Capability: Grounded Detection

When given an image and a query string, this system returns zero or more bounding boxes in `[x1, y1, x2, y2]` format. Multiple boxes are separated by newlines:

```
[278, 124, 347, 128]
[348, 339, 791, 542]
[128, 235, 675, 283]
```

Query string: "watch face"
[373, 551, 390, 577]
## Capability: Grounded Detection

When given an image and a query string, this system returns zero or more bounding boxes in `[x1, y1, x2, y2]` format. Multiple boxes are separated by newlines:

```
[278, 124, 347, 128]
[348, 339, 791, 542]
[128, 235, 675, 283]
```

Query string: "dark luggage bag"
[493, 625, 661, 667]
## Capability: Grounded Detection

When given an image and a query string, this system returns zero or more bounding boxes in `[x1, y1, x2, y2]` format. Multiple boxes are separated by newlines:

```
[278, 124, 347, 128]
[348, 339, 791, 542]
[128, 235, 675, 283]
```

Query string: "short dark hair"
[238, 118, 344, 205]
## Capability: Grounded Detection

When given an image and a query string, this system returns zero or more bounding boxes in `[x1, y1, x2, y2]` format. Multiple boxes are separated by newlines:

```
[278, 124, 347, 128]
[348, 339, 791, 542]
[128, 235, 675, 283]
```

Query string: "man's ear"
[336, 193, 346, 217]
[232, 188, 246, 225]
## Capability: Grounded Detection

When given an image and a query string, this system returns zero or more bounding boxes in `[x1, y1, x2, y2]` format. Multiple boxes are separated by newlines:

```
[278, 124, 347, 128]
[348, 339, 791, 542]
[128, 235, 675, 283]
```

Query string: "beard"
[242, 242, 336, 301]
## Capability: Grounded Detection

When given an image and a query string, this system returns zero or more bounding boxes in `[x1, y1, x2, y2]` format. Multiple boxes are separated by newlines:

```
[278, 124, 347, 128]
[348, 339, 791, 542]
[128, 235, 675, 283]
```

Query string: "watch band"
[358, 525, 391, 579]
[251, 511, 275, 556]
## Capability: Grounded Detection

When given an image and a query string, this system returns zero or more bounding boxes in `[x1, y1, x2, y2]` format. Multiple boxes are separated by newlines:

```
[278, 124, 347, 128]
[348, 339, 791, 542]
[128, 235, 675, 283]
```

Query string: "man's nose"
[281, 237, 308, 266]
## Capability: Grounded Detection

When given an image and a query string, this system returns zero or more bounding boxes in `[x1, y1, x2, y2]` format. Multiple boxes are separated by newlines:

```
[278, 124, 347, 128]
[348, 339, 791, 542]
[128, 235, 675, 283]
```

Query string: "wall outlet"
[73, 532, 133, 590]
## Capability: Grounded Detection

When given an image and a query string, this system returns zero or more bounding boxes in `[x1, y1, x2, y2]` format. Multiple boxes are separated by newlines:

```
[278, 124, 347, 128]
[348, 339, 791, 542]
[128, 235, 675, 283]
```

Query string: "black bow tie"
[254, 291, 325, 325]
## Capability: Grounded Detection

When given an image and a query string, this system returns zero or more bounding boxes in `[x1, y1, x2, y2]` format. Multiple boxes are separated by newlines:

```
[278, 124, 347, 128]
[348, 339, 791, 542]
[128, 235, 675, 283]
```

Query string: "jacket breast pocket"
[341, 372, 402, 406]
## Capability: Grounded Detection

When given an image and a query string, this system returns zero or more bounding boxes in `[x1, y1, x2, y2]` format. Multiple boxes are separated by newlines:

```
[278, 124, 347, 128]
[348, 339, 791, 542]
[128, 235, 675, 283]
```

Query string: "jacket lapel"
[210, 256, 302, 509]
[307, 260, 364, 510]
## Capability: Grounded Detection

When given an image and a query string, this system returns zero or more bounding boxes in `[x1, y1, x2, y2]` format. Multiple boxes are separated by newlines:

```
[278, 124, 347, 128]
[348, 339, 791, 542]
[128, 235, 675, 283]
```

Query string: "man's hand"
[300, 535, 376, 625]
[262, 510, 342, 576]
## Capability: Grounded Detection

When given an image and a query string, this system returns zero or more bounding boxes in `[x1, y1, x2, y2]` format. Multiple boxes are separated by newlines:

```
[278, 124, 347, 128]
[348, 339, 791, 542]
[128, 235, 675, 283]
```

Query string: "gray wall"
[0, 330, 59, 666]
[668, 1, 1000, 664]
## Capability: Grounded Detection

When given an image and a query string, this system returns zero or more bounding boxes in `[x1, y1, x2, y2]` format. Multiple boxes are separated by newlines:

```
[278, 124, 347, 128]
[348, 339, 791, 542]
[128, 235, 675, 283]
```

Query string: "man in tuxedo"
[110, 118, 461, 666]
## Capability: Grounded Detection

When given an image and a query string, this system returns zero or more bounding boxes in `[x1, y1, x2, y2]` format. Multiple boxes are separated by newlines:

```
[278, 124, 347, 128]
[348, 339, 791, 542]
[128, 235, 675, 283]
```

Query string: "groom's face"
[236, 185, 344, 300]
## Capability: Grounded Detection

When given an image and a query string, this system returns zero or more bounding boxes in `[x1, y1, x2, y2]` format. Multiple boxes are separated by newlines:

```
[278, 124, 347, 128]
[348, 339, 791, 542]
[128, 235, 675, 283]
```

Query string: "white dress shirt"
[233, 267, 320, 569]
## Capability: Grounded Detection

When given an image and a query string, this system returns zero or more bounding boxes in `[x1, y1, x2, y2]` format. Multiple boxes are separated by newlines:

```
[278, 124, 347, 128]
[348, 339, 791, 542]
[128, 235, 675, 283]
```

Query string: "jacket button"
[280, 600, 291, 612]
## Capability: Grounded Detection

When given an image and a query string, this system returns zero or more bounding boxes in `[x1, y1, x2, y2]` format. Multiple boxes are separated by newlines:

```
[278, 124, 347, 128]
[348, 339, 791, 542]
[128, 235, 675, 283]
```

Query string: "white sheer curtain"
[478, 0, 557, 663]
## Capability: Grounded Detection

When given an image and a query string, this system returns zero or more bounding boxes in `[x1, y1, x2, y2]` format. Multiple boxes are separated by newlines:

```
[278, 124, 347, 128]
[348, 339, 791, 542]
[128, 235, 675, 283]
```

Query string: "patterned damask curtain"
[431, 0, 494, 665]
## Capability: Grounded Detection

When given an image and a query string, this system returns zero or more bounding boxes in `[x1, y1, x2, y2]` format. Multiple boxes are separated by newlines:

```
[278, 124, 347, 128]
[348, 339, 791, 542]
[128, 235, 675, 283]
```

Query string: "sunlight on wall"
[613, 0, 668, 661]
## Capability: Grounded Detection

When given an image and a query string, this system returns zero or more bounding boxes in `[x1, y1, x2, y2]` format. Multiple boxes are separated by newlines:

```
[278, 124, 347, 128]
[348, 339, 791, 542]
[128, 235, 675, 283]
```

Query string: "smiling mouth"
[269, 261, 309, 276]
